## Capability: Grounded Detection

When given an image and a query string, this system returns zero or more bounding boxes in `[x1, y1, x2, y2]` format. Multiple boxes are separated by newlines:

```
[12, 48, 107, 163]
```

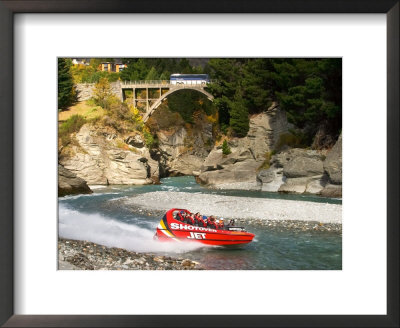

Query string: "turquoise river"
[59, 176, 342, 270]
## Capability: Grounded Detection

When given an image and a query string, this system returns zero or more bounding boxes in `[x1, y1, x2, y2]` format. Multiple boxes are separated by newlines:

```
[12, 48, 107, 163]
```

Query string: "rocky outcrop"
[324, 134, 342, 184]
[282, 150, 325, 178]
[257, 134, 342, 196]
[197, 147, 261, 187]
[320, 184, 342, 198]
[58, 164, 92, 196]
[271, 149, 328, 194]
[155, 115, 214, 177]
[198, 105, 289, 188]
[256, 168, 286, 192]
[59, 124, 159, 185]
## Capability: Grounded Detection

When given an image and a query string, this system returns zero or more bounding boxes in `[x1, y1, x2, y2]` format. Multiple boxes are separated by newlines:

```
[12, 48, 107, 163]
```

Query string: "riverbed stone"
[58, 164, 92, 196]
[320, 184, 342, 198]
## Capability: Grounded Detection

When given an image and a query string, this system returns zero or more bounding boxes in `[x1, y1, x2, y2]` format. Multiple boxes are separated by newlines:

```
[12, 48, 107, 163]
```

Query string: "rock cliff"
[58, 97, 342, 197]
[59, 123, 159, 185]
[197, 105, 289, 188]
[149, 109, 214, 177]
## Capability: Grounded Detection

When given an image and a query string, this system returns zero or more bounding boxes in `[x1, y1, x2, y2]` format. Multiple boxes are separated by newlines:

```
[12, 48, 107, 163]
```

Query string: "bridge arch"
[142, 87, 214, 122]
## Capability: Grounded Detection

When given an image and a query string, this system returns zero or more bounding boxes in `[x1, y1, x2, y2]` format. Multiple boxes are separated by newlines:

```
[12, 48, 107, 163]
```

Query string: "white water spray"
[58, 204, 205, 253]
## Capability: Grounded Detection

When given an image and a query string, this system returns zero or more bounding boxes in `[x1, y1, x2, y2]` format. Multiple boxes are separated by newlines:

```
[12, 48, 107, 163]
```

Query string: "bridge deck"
[121, 83, 209, 89]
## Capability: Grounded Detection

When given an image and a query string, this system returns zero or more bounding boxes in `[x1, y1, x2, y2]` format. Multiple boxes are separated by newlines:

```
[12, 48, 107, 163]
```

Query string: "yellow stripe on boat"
[160, 219, 176, 238]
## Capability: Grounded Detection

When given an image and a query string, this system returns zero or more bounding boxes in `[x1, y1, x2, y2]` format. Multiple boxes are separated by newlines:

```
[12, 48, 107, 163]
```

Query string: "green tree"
[275, 59, 341, 135]
[242, 58, 274, 113]
[222, 140, 231, 155]
[120, 59, 147, 81]
[58, 58, 75, 110]
[145, 66, 158, 80]
[93, 77, 112, 108]
[229, 89, 249, 137]
[167, 89, 215, 123]
[179, 58, 192, 73]
[208, 58, 242, 128]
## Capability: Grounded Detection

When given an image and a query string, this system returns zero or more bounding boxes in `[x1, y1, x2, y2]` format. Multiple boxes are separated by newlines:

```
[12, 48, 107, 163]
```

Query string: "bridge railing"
[121, 80, 170, 85]
[121, 80, 217, 86]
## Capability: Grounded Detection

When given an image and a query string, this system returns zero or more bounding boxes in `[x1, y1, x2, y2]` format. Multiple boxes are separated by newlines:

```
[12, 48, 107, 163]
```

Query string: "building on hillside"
[100, 61, 126, 73]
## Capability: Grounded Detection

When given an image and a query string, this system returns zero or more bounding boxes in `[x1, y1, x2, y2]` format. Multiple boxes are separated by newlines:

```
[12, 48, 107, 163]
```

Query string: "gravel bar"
[124, 191, 342, 224]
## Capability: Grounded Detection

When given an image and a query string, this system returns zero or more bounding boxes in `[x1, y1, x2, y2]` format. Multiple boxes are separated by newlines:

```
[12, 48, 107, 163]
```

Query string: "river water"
[59, 176, 342, 270]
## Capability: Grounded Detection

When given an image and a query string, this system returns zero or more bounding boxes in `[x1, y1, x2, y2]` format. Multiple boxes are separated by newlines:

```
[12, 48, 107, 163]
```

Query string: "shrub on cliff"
[59, 115, 86, 146]
[222, 140, 231, 155]
[93, 78, 113, 109]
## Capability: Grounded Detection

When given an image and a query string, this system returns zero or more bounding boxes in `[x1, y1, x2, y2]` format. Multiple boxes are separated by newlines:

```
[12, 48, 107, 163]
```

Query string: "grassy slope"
[58, 101, 106, 123]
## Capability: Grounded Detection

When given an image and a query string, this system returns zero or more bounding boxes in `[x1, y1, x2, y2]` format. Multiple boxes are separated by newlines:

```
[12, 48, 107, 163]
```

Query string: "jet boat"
[154, 208, 255, 246]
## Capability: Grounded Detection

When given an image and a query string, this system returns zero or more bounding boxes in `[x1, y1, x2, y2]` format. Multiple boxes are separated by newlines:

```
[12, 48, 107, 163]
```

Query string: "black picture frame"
[0, 1, 398, 327]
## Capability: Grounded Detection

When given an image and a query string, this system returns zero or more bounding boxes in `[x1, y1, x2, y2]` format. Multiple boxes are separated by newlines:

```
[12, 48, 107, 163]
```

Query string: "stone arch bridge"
[120, 80, 214, 122]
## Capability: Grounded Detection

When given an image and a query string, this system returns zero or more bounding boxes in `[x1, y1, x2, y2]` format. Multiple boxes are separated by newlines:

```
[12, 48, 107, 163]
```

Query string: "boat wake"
[58, 204, 206, 254]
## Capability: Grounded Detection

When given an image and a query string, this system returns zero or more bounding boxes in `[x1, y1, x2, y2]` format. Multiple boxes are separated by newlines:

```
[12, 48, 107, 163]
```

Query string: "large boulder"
[197, 144, 263, 187]
[283, 155, 325, 178]
[324, 134, 342, 184]
[58, 165, 92, 196]
[257, 148, 327, 194]
[256, 167, 285, 192]
[320, 184, 342, 198]
[278, 175, 328, 194]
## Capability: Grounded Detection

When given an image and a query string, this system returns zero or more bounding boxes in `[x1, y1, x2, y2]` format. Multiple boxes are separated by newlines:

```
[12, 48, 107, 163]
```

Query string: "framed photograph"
[1, 1, 398, 327]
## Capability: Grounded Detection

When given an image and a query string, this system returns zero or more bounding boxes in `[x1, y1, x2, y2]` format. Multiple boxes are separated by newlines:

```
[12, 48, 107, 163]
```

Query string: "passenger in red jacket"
[177, 211, 185, 222]
[199, 215, 207, 227]
[207, 216, 218, 229]
[194, 213, 202, 226]
[188, 213, 196, 226]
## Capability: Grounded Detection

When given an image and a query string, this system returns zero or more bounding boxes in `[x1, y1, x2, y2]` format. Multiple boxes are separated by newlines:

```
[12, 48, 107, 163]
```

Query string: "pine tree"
[222, 140, 231, 155]
[58, 58, 74, 110]
[229, 90, 249, 137]
[145, 67, 158, 80]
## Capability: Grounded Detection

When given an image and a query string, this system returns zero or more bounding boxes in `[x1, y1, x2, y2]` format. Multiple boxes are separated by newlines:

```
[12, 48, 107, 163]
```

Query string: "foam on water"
[58, 204, 205, 254]
[59, 192, 120, 201]
[88, 185, 108, 190]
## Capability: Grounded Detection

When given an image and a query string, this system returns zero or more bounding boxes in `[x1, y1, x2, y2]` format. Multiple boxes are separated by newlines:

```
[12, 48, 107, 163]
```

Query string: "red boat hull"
[155, 208, 255, 246]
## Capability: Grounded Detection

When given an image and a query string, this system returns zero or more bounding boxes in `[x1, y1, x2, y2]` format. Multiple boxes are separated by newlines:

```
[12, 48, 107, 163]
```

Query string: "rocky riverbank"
[123, 191, 342, 224]
[58, 165, 92, 197]
[58, 238, 202, 270]
[58, 99, 342, 197]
